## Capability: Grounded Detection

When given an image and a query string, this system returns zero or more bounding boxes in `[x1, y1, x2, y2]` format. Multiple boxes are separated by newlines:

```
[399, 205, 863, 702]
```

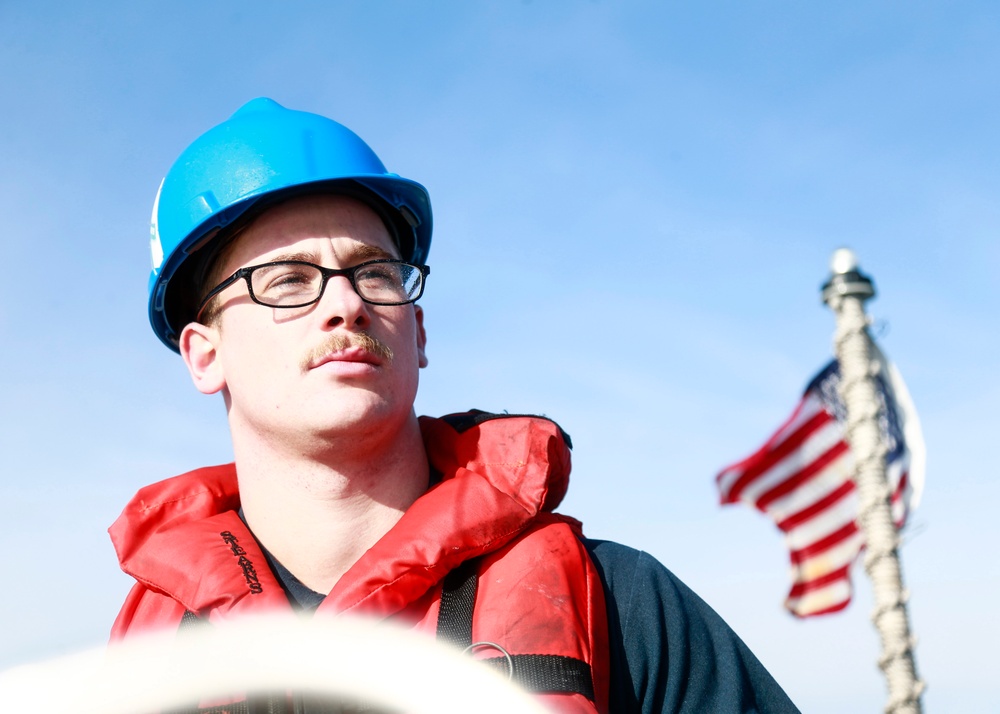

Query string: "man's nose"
[314, 274, 371, 330]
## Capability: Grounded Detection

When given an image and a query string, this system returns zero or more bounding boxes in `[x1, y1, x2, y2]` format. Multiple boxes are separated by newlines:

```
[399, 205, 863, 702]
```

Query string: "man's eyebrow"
[351, 244, 398, 261]
[265, 250, 320, 264]
[264, 245, 396, 265]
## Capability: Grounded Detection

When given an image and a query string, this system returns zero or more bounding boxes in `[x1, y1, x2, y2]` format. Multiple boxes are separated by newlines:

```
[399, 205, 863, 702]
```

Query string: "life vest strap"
[436, 558, 596, 702]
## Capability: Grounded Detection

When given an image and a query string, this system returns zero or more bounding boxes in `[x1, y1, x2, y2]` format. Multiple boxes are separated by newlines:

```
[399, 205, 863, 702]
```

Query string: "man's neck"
[231, 414, 429, 594]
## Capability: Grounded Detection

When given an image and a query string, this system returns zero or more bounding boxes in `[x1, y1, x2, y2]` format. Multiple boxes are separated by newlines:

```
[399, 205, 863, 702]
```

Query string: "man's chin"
[308, 400, 413, 441]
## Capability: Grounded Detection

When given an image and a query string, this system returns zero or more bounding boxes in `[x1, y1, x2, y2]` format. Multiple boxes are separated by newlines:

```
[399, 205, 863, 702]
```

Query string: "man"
[111, 98, 799, 713]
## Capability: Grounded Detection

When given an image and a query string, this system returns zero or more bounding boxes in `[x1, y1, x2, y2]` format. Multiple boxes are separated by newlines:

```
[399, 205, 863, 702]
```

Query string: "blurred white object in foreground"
[0, 613, 551, 714]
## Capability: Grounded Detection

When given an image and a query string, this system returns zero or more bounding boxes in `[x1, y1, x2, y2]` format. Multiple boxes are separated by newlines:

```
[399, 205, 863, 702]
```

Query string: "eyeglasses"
[196, 259, 430, 320]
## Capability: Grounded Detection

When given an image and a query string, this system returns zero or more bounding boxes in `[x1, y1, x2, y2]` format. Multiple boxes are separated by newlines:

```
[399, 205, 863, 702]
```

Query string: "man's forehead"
[224, 194, 401, 267]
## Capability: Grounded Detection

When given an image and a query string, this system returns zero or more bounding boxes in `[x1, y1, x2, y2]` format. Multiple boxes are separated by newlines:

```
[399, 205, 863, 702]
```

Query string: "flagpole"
[821, 248, 924, 714]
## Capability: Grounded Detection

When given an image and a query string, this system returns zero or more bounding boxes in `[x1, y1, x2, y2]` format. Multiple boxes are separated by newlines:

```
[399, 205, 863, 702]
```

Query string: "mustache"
[300, 332, 394, 371]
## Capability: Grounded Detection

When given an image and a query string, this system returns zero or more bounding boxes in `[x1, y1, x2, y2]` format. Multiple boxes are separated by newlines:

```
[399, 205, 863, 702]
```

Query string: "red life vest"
[110, 412, 610, 713]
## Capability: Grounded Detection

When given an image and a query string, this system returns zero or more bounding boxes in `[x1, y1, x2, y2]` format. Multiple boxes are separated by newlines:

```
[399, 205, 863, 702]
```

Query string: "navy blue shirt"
[585, 540, 798, 713]
[259, 537, 799, 713]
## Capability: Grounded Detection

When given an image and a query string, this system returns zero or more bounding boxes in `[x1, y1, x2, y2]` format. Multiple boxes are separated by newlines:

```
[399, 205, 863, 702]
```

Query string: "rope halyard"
[822, 251, 924, 714]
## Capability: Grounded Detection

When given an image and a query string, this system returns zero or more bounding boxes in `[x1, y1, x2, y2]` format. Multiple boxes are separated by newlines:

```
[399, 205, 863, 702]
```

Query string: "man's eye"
[256, 266, 317, 294]
[357, 266, 399, 284]
[272, 271, 310, 286]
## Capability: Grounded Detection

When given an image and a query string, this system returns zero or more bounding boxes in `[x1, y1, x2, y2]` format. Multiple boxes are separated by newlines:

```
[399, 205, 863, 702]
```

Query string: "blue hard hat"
[147, 97, 432, 352]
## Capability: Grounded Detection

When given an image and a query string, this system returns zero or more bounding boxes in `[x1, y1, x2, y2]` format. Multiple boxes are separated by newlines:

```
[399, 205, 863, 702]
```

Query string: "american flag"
[715, 355, 924, 617]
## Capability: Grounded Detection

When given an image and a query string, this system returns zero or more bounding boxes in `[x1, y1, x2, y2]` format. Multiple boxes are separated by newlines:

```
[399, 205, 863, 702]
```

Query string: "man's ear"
[415, 305, 428, 368]
[179, 321, 226, 394]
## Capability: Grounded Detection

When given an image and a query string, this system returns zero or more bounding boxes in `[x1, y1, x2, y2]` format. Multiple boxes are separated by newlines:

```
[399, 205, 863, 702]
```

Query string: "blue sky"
[1, 2, 998, 711]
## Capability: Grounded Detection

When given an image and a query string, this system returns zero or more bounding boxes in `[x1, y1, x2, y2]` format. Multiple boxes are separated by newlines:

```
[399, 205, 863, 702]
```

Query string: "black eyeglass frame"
[195, 259, 431, 321]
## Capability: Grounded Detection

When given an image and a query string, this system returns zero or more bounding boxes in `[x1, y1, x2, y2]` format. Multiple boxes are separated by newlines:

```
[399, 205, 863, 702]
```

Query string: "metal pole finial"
[821, 247, 876, 305]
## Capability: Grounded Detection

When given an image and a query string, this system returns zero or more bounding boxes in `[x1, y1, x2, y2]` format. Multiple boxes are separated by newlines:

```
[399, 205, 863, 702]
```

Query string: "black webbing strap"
[179, 609, 202, 629]
[482, 653, 596, 700]
[436, 559, 479, 648]
[435, 560, 596, 702]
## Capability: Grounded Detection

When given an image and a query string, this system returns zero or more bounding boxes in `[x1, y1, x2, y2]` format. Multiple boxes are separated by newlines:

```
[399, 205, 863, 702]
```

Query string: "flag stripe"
[787, 595, 851, 619]
[777, 479, 854, 531]
[788, 563, 851, 597]
[789, 521, 858, 563]
[783, 492, 859, 551]
[756, 439, 850, 511]
[890, 470, 910, 526]
[795, 531, 865, 583]
[718, 403, 831, 503]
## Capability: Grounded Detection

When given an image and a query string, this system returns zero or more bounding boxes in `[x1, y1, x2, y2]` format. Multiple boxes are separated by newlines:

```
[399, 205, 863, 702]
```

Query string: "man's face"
[180, 194, 428, 451]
